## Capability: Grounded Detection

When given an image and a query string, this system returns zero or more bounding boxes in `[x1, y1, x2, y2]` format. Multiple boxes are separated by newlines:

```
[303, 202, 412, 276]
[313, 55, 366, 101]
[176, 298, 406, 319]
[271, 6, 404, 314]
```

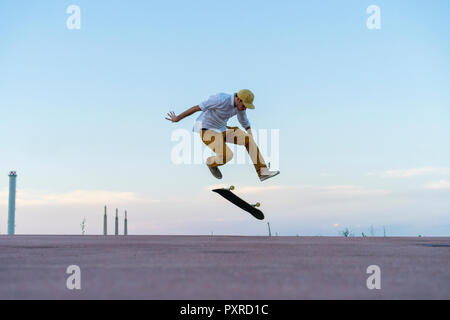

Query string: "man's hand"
[165, 106, 201, 124]
[165, 111, 179, 123]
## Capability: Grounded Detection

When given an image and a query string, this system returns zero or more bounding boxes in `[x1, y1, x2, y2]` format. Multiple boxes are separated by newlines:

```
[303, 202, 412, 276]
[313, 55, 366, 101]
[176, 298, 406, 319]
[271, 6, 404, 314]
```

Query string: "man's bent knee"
[222, 149, 234, 164]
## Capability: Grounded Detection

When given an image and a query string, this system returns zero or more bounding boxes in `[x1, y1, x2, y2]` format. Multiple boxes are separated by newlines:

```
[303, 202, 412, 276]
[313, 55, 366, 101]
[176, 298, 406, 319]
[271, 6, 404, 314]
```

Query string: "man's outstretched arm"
[166, 105, 201, 123]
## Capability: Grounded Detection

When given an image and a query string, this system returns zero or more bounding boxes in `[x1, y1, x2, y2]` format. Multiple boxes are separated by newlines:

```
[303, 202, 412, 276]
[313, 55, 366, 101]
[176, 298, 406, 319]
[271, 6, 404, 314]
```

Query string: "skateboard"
[212, 186, 264, 220]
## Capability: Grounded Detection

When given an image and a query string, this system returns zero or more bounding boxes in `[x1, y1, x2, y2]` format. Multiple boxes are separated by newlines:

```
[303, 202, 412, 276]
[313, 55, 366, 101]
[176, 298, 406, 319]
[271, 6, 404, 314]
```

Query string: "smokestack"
[115, 208, 119, 235]
[103, 206, 107, 235]
[124, 210, 128, 236]
[8, 171, 17, 235]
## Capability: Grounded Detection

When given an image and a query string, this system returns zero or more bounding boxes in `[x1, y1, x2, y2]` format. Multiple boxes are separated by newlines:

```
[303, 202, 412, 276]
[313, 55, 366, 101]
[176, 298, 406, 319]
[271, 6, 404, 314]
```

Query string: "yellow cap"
[237, 89, 255, 110]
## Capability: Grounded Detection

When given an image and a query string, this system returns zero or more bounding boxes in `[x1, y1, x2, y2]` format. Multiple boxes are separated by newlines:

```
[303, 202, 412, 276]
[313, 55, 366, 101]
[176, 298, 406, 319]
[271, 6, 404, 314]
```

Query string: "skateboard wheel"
[254, 202, 260, 208]
[229, 185, 235, 191]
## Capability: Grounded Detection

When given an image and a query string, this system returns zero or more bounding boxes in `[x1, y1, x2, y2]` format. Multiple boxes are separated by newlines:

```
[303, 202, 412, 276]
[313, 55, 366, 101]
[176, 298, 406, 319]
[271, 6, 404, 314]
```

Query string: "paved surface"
[0, 235, 449, 299]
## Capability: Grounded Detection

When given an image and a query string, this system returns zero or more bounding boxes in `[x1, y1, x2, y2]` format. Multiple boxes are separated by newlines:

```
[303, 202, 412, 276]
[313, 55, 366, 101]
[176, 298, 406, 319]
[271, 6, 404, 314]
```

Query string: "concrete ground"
[0, 235, 449, 299]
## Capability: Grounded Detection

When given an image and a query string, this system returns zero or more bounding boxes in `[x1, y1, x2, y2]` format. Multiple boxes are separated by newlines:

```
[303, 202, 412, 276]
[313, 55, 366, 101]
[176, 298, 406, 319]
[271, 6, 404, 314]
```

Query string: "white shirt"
[193, 93, 251, 133]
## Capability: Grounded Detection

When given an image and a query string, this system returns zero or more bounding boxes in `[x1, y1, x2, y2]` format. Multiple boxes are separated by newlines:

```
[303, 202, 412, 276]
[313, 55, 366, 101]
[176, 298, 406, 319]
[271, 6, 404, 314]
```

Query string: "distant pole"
[103, 206, 107, 235]
[267, 222, 272, 237]
[124, 210, 128, 236]
[8, 171, 17, 235]
[115, 208, 119, 235]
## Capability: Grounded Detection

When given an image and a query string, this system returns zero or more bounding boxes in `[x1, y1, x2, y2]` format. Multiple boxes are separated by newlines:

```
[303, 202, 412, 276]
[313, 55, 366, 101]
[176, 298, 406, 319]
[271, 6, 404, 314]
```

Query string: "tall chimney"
[115, 208, 119, 235]
[124, 210, 128, 236]
[8, 171, 17, 235]
[103, 206, 107, 235]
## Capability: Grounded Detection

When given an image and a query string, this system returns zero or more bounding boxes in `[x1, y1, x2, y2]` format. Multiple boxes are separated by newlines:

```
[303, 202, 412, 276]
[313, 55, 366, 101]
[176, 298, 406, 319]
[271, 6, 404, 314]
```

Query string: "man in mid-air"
[166, 89, 280, 182]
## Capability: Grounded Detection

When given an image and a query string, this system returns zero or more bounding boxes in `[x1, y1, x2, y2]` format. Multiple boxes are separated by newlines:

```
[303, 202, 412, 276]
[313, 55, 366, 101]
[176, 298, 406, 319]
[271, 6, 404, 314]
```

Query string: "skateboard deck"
[212, 186, 264, 220]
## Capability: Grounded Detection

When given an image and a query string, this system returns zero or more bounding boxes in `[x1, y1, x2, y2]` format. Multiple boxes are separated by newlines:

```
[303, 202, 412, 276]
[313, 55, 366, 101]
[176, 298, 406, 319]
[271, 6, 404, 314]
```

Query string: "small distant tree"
[341, 228, 353, 237]
[80, 218, 87, 235]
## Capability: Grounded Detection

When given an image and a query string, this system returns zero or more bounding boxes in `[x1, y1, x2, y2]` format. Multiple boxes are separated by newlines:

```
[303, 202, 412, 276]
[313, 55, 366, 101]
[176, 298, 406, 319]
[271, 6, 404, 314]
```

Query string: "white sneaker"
[207, 165, 223, 179]
[259, 168, 280, 182]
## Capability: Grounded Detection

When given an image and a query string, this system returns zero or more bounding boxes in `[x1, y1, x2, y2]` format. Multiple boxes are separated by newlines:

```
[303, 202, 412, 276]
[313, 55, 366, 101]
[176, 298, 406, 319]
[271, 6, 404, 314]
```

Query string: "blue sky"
[0, 0, 449, 236]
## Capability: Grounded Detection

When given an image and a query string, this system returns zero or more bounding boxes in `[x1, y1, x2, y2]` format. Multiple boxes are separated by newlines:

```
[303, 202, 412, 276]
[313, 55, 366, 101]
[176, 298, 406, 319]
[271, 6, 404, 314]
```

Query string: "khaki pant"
[200, 126, 267, 176]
